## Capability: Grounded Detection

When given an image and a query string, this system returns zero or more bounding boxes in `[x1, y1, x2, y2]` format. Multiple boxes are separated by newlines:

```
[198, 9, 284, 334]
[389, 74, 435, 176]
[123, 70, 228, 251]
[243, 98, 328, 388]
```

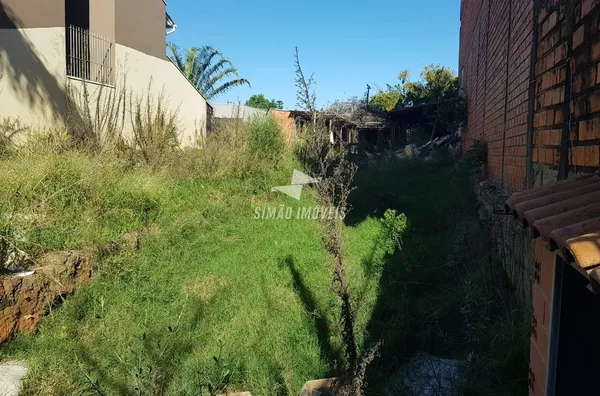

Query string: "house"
[0, 0, 210, 146]
[269, 107, 401, 151]
[268, 109, 311, 146]
[460, 1, 600, 395]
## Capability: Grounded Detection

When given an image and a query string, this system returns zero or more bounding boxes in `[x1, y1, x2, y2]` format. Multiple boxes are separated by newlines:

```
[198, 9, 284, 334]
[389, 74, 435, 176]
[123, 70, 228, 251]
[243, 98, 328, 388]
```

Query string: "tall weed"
[0, 117, 26, 157]
[65, 79, 127, 152]
[248, 115, 284, 162]
[131, 82, 180, 166]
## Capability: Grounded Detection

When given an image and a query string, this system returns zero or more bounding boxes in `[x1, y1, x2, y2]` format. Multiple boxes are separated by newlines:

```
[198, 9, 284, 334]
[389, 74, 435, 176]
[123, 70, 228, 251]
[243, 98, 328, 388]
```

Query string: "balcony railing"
[66, 25, 114, 86]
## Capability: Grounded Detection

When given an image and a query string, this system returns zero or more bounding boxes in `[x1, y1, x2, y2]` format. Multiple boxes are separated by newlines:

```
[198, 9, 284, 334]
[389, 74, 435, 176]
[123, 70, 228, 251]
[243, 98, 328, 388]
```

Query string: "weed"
[65, 78, 127, 152]
[0, 117, 26, 157]
[248, 115, 284, 162]
[130, 81, 180, 166]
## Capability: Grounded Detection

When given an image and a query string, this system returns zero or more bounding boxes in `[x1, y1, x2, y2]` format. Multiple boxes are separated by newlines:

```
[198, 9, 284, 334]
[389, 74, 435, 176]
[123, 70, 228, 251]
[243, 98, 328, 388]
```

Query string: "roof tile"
[506, 173, 600, 272]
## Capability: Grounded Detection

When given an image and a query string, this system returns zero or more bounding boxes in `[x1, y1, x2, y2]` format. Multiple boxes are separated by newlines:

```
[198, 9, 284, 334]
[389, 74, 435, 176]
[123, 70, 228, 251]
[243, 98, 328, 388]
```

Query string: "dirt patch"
[182, 275, 228, 301]
[0, 250, 93, 344]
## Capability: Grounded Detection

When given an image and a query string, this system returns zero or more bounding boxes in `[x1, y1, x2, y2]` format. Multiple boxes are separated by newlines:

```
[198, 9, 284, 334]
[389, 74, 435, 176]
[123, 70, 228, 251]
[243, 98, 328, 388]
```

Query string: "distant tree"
[404, 65, 458, 106]
[167, 43, 251, 100]
[369, 65, 458, 111]
[245, 94, 284, 110]
[369, 70, 410, 111]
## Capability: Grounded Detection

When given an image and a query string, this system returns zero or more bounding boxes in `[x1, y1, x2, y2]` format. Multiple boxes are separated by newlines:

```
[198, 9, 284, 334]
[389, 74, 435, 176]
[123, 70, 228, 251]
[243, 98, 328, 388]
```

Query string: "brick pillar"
[529, 238, 556, 396]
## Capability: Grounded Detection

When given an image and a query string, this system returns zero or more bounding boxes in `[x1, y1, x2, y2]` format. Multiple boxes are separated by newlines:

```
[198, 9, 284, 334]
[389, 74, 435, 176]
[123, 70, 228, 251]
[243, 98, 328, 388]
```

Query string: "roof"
[388, 98, 461, 124]
[212, 104, 268, 120]
[505, 173, 600, 278]
[166, 12, 175, 29]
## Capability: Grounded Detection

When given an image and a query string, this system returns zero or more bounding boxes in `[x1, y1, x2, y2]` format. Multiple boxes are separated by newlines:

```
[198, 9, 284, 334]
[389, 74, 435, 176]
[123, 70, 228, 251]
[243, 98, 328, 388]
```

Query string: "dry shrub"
[130, 81, 180, 166]
[196, 117, 253, 178]
[0, 117, 27, 157]
[65, 79, 127, 153]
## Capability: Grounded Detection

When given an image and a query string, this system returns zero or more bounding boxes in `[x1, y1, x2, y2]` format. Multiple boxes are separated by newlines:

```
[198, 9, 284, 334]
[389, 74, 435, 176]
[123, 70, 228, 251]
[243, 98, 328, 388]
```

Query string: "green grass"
[0, 143, 529, 395]
[0, 147, 388, 395]
[347, 156, 530, 395]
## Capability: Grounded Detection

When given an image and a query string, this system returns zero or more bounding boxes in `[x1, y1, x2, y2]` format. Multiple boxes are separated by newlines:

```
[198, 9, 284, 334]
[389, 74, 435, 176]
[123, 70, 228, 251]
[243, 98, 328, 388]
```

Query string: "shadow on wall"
[0, 4, 68, 122]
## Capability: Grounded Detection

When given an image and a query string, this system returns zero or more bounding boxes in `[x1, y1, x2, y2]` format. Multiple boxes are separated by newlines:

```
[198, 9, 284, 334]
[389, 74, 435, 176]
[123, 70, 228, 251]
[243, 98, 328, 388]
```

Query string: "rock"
[299, 378, 335, 396]
[0, 361, 27, 396]
[386, 352, 461, 396]
[404, 144, 420, 158]
[0, 251, 92, 344]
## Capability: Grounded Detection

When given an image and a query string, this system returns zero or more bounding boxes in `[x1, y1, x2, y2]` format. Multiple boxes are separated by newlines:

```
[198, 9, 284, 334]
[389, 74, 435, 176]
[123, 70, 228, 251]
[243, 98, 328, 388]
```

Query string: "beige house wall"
[90, 0, 115, 40]
[0, 27, 68, 127]
[115, 0, 166, 59]
[0, 9, 207, 148]
[116, 44, 207, 147]
[0, 0, 65, 29]
[66, 44, 208, 147]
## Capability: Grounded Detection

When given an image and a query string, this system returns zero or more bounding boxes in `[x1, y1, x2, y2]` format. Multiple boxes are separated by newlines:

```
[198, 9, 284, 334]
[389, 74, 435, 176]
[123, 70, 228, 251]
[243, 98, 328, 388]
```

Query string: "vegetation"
[347, 151, 529, 395]
[247, 115, 285, 161]
[167, 43, 251, 100]
[370, 65, 467, 140]
[370, 65, 459, 111]
[0, 115, 529, 395]
[0, 55, 526, 396]
[245, 94, 284, 110]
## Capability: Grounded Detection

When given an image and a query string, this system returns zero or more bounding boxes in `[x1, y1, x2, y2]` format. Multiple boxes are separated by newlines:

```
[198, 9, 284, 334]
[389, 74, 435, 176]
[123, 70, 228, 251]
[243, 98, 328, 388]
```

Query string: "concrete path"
[0, 361, 27, 396]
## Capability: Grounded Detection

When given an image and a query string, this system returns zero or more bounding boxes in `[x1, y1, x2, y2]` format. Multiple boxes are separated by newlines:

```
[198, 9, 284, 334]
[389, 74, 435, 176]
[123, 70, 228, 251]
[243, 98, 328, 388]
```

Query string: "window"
[65, 0, 114, 86]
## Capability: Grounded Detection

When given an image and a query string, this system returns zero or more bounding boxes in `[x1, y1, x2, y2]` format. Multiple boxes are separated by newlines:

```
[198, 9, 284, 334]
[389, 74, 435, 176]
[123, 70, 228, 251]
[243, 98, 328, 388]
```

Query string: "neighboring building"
[212, 104, 268, 121]
[460, 0, 600, 193]
[0, 0, 209, 146]
[461, 2, 600, 395]
[268, 109, 307, 146]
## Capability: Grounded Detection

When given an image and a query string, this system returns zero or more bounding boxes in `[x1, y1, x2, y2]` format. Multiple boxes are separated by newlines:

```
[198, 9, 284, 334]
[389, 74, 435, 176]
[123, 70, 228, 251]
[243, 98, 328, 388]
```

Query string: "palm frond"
[167, 43, 250, 100]
[207, 78, 251, 100]
[202, 67, 241, 93]
[167, 42, 185, 72]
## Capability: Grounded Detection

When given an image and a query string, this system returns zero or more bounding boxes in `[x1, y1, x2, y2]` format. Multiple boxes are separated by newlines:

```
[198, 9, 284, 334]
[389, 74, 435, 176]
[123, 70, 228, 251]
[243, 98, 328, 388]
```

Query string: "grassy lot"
[348, 156, 530, 395]
[0, 131, 529, 395]
[0, 143, 389, 395]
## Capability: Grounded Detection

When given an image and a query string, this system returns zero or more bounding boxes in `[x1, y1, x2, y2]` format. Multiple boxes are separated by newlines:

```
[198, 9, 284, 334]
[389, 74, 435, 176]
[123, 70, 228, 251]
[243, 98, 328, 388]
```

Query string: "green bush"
[247, 115, 284, 161]
[461, 139, 488, 171]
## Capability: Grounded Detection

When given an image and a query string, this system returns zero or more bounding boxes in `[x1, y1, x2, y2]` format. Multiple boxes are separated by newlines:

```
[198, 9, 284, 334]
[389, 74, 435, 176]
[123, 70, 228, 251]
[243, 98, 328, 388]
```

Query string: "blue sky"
[166, 0, 460, 109]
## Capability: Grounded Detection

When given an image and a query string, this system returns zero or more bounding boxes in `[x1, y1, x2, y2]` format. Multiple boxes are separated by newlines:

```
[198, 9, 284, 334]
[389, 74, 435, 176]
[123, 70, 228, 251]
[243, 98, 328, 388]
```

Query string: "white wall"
[115, 44, 208, 147]
[0, 29, 207, 148]
[0, 28, 68, 127]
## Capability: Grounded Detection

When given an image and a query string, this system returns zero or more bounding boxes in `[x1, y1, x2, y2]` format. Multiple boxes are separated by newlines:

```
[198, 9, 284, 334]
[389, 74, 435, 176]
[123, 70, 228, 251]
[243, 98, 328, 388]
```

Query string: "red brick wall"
[460, 0, 532, 192]
[268, 109, 297, 146]
[461, 0, 600, 192]
[568, 0, 600, 169]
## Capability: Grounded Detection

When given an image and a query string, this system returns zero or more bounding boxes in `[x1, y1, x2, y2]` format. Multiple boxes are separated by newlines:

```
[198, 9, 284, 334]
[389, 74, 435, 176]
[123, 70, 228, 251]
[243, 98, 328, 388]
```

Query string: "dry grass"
[130, 82, 180, 166]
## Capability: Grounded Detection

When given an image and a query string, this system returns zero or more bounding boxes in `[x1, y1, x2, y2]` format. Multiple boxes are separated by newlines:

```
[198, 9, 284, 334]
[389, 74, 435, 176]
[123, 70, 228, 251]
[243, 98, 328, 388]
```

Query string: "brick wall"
[460, 0, 600, 193]
[268, 109, 297, 146]
[567, 0, 600, 169]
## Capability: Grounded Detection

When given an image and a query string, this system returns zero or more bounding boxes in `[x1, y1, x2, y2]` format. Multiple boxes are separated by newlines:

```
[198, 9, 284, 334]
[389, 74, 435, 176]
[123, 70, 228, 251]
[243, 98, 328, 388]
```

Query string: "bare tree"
[294, 47, 317, 129]
[294, 48, 381, 396]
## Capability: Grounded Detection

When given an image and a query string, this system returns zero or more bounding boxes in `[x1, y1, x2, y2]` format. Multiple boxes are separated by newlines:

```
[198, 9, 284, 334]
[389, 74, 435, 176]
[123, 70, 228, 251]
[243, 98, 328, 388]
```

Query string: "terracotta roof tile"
[505, 173, 600, 273]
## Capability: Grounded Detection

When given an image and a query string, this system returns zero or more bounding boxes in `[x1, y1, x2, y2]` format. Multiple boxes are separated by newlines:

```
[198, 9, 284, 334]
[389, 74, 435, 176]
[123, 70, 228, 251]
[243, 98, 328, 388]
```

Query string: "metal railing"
[66, 25, 114, 86]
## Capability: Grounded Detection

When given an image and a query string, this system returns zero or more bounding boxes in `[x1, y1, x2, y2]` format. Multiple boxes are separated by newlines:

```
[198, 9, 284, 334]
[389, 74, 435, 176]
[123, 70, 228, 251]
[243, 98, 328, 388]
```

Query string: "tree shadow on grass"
[281, 255, 342, 371]
[344, 158, 480, 393]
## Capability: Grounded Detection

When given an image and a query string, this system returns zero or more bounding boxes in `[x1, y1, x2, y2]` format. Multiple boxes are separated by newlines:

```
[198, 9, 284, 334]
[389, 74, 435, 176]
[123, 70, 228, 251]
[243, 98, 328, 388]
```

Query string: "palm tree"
[167, 43, 251, 101]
